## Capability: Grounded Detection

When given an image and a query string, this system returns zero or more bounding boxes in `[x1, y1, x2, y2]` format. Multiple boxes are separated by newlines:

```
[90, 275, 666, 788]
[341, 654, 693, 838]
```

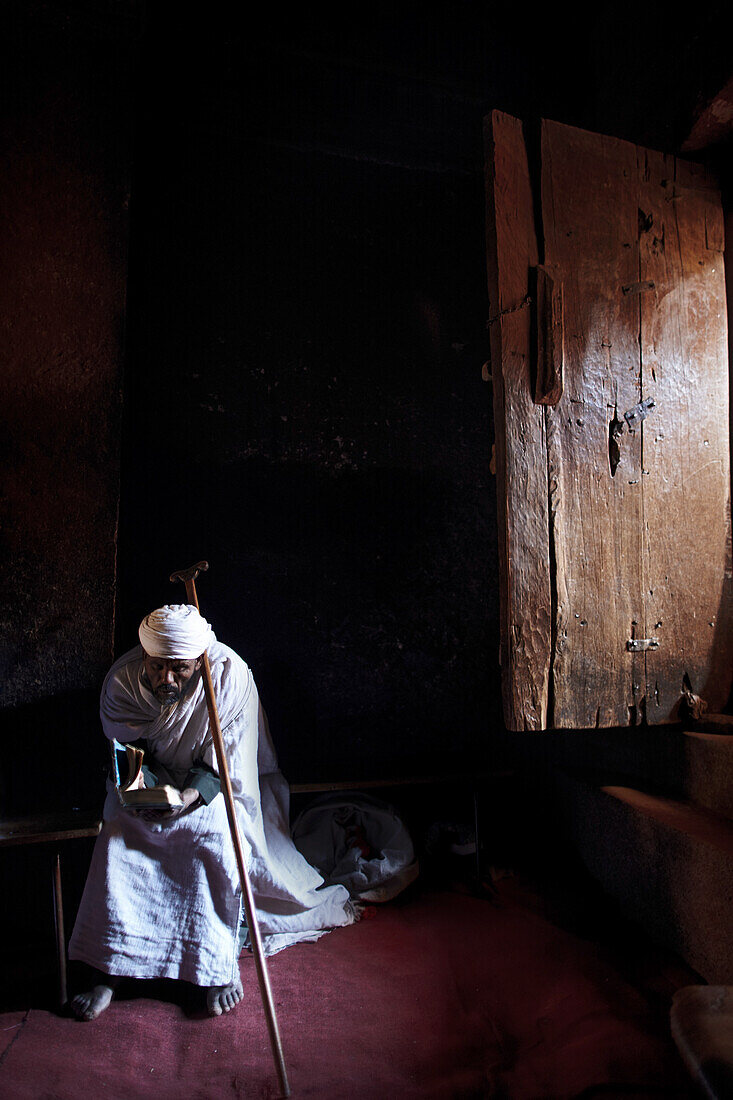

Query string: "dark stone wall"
[0, 4, 136, 810]
[116, 136, 500, 781]
[114, 16, 519, 786]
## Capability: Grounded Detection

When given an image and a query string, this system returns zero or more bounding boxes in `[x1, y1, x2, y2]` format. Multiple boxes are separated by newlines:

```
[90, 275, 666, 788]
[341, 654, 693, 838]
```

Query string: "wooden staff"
[52, 853, 67, 1006]
[170, 561, 290, 1099]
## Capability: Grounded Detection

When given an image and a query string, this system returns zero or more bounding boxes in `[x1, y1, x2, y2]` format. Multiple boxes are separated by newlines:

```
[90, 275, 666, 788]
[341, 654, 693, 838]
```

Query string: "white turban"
[138, 604, 213, 660]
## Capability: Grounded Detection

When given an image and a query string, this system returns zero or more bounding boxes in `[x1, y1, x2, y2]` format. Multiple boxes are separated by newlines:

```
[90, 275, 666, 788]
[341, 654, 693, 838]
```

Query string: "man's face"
[142, 651, 203, 705]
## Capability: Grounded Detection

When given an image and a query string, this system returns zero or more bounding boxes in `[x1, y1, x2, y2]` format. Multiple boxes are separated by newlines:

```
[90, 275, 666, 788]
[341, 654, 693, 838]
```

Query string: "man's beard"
[154, 685, 181, 704]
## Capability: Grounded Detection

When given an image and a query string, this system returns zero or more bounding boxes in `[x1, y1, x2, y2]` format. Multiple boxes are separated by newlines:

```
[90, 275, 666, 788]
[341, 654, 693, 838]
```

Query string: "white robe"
[68, 640, 355, 985]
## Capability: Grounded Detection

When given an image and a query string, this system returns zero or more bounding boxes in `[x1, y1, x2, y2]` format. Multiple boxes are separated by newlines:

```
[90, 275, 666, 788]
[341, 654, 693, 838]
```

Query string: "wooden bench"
[0, 809, 102, 1006]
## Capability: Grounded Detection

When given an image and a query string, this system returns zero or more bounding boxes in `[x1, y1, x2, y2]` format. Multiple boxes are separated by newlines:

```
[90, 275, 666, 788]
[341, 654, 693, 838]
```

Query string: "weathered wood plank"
[542, 120, 645, 727]
[639, 151, 733, 719]
[484, 111, 551, 730]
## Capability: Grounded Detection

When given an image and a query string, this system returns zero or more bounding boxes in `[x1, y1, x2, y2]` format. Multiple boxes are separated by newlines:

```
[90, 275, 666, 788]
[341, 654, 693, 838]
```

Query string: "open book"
[111, 740, 184, 810]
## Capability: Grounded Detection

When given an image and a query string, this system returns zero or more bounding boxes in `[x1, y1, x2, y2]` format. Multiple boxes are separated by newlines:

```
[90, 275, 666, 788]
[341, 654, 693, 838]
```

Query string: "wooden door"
[485, 111, 732, 730]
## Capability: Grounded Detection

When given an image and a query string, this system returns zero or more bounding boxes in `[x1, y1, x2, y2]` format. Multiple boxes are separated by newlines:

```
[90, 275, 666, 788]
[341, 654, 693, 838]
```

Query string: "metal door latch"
[626, 638, 660, 652]
[624, 397, 656, 429]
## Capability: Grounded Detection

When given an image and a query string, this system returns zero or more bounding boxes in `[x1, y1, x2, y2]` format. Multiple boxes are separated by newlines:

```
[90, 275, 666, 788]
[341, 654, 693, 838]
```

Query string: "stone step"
[671, 986, 733, 1099]
[682, 730, 733, 821]
[556, 771, 733, 984]
[603, 784, 733, 857]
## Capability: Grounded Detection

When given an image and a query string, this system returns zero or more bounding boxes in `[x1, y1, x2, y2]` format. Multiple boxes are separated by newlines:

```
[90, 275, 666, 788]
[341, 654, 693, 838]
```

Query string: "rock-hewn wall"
[0, 10, 133, 711]
[116, 141, 500, 781]
[0, 8, 135, 813]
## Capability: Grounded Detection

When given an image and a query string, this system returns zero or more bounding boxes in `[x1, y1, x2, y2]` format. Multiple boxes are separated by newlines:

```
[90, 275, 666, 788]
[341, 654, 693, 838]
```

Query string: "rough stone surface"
[558, 772, 733, 984]
[683, 732, 733, 821]
[0, 9, 134, 711]
[671, 986, 733, 1100]
[116, 125, 500, 780]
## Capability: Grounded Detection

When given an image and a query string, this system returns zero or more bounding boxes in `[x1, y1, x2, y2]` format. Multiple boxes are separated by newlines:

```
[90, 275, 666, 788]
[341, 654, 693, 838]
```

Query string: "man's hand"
[134, 787, 200, 823]
[170, 787, 201, 817]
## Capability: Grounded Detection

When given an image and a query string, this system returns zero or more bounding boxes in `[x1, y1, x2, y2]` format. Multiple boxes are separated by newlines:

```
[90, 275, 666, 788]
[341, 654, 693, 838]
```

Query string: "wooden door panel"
[638, 151, 732, 719]
[542, 120, 645, 727]
[484, 112, 551, 730]
[485, 111, 732, 730]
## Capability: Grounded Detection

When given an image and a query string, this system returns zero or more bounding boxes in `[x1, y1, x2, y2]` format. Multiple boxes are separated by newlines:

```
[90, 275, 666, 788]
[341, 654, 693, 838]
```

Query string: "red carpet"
[0, 882, 695, 1098]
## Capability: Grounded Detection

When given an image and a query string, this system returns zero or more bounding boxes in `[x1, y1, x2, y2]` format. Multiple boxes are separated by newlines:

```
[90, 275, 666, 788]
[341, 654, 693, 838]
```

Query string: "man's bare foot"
[70, 983, 116, 1021]
[206, 978, 243, 1016]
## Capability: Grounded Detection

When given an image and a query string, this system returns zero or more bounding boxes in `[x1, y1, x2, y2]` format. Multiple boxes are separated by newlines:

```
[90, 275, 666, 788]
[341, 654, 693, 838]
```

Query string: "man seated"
[69, 604, 354, 1020]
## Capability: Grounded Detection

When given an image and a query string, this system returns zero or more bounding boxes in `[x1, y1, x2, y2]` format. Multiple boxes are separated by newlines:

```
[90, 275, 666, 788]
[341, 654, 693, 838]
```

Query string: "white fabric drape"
[68, 640, 355, 985]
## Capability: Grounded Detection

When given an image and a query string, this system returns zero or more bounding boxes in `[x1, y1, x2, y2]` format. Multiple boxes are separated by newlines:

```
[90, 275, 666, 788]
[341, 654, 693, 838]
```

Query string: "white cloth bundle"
[292, 792, 419, 903]
[69, 640, 355, 983]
